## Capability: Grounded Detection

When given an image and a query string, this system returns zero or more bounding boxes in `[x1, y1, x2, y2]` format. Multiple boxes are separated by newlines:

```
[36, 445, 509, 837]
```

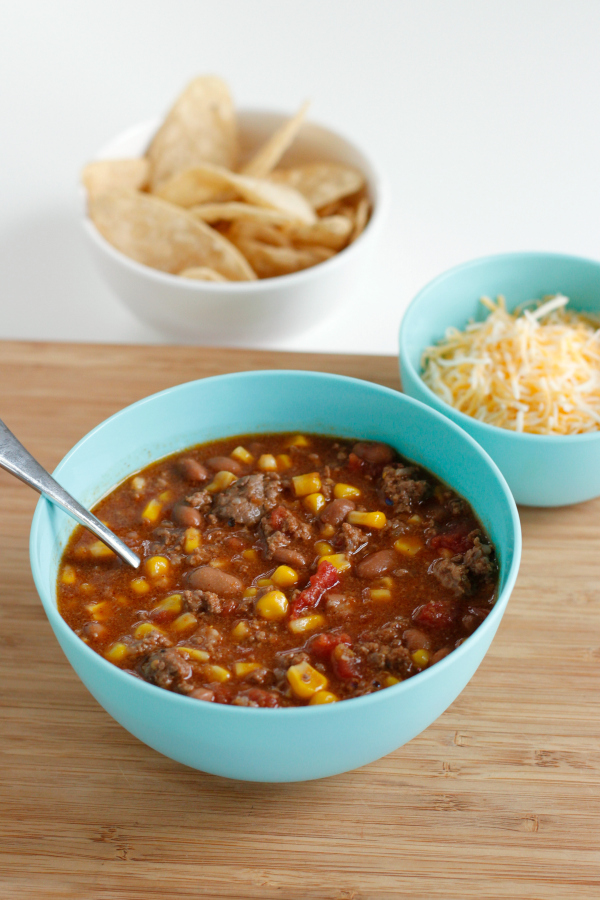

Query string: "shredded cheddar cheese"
[421, 295, 600, 435]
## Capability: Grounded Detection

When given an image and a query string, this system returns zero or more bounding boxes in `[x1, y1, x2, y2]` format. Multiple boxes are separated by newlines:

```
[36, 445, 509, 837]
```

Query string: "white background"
[1, 0, 599, 355]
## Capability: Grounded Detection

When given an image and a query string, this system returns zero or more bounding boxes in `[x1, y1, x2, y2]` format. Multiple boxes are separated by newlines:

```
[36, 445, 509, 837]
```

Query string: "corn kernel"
[257, 577, 273, 587]
[303, 492, 326, 514]
[258, 453, 277, 471]
[134, 622, 162, 639]
[115, 594, 129, 605]
[271, 565, 299, 588]
[369, 588, 392, 602]
[309, 690, 338, 705]
[384, 675, 401, 687]
[178, 646, 209, 662]
[408, 514, 422, 524]
[276, 453, 292, 470]
[320, 523, 335, 538]
[130, 577, 150, 595]
[412, 649, 431, 669]
[231, 445, 254, 464]
[288, 434, 310, 448]
[131, 475, 145, 491]
[80, 582, 93, 594]
[184, 527, 201, 554]
[319, 553, 351, 572]
[287, 661, 328, 699]
[234, 661, 261, 677]
[141, 498, 162, 524]
[172, 612, 197, 632]
[375, 576, 394, 589]
[204, 664, 231, 683]
[256, 590, 288, 621]
[333, 483, 361, 500]
[89, 540, 115, 558]
[292, 472, 321, 497]
[206, 470, 237, 493]
[242, 548, 258, 562]
[145, 555, 170, 578]
[440, 548, 453, 559]
[346, 511, 387, 529]
[314, 540, 334, 556]
[159, 490, 173, 502]
[105, 642, 129, 663]
[394, 536, 423, 557]
[288, 614, 327, 634]
[61, 565, 76, 585]
[152, 594, 182, 616]
[231, 621, 250, 641]
[88, 601, 111, 621]
[243, 587, 258, 598]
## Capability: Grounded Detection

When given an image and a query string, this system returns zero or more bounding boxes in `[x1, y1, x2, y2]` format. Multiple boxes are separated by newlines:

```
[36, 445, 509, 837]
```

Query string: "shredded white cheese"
[421, 295, 600, 435]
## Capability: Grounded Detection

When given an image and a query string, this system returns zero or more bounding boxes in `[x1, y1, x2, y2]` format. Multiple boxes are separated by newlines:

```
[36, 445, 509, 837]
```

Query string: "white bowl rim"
[399, 249, 600, 445]
[30, 368, 522, 718]
[81, 111, 390, 293]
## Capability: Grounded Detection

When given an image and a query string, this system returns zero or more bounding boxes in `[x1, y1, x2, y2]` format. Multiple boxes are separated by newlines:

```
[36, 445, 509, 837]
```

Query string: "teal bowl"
[30, 370, 521, 782]
[399, 252, 600, 507]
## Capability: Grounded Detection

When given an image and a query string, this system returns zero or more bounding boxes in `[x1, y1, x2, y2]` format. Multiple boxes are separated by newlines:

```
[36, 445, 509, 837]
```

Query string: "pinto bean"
[188, 566, 243, 596]
[272, 546, 307, 568]
[180, 458, 209, 482]
[172, 502, 202, 527]
[320, 498, 356, 526]
[431, 647, 451, 664]
[357, 549, 398, 579]
[207, 456, 243, 475]
[81, 622, 107, 641]
[352, 441, 395, 465]
[190, 687, 215, 702]
[402, 627, 432, 652]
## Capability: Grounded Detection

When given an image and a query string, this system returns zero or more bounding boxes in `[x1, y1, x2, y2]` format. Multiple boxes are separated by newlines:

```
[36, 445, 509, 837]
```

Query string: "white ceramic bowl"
[82, 111, 388, 344]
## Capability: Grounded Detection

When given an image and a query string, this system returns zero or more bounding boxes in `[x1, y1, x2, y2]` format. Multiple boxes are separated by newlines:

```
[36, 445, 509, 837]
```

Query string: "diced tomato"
[413, 600, 457, 629]
[348, 452, 366, 473]
[309, 632, 352, 661]
[429, 522, 475, 554]
[289, 560, 340, 619]
[331, 643, 359, 680]
[268, 505, 288, 530]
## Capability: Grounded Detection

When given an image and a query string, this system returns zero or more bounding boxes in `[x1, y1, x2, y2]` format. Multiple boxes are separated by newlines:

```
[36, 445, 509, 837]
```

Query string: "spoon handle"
[0, 419, 140, 569]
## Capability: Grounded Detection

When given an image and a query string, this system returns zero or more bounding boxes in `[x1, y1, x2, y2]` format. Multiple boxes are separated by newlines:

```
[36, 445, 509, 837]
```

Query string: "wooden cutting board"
[0, 340, 598, 900]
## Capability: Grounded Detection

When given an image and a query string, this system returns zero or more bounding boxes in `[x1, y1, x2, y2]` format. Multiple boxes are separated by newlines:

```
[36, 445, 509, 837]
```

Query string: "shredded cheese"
[421, 295, 600, 435]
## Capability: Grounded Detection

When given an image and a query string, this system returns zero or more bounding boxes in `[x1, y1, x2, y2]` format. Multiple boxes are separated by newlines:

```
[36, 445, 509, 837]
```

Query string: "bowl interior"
[400, 252, 600, 391]
[31, 371, 520, 627]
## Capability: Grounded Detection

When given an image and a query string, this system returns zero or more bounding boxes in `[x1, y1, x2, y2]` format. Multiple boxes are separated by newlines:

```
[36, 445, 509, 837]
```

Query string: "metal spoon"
[0, 418, 140, 568]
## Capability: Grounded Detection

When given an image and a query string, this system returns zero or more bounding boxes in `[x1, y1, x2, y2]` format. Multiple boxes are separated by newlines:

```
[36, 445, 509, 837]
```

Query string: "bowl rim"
[81, 110, 390, 293]
[399, 250, 600, 445]
[29, 369, 522, 718]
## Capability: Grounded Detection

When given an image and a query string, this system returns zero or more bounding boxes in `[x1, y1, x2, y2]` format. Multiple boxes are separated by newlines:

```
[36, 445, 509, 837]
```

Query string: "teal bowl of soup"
[29, 370, 520, 781]
[399, 252, 600, 507]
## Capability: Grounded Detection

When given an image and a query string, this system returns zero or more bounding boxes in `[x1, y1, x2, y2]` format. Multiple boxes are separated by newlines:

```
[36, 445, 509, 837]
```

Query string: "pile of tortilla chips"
[82, 76, 371, 282]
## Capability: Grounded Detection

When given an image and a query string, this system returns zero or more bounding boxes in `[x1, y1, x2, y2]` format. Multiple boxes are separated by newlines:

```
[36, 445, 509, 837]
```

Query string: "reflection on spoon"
[0, 418, 140, 569]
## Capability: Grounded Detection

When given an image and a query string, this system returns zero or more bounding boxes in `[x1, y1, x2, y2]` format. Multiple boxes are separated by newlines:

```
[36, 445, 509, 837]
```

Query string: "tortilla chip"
[349, 197, 370, 242]
[227, 220, 290, 247]
[240, 101, 309, 178]
[88, 189, 256, 280]
[178, 266, 229, 281]
[147, 76, 237, 191]
[228, 230, 334, 278]
[189, 202, 296, 225]
[156, 163, 316, 224]
[281, 215, 353, 251]
[269, 163, 365, 210]
[81, 158, 149, 197]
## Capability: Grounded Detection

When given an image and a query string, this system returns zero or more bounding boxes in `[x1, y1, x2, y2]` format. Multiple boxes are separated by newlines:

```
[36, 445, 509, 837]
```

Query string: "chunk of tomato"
[289, 560, 340, 619]
[413, 600, 457, 629]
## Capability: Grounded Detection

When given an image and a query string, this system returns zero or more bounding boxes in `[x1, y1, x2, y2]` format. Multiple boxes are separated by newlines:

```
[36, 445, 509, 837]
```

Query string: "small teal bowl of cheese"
[399, 252, 600, 507]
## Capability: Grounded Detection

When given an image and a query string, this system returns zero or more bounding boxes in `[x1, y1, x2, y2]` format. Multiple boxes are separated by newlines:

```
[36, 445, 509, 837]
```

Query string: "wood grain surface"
[0, 340, 598, 900]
